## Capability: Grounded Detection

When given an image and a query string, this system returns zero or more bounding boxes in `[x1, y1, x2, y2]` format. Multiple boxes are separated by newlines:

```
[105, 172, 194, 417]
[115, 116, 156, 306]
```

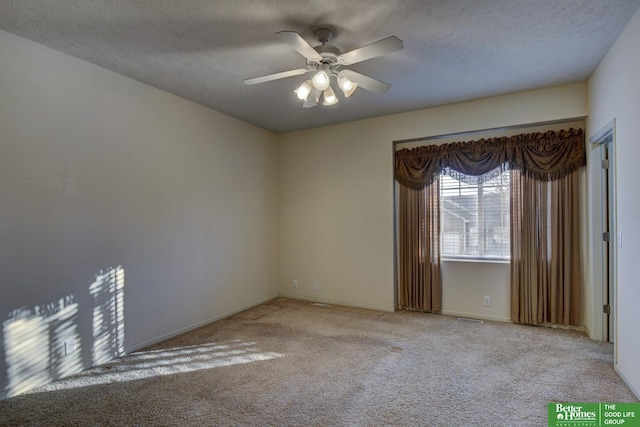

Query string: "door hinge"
[602, 232, 611, 242]
[602, 159, 610, 169]
[603, 304, 611, 315]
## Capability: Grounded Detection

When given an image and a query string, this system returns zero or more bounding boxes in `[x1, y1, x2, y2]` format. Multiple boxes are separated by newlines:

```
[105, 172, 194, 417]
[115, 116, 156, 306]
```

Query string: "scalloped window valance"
[395, 128, 586, 190]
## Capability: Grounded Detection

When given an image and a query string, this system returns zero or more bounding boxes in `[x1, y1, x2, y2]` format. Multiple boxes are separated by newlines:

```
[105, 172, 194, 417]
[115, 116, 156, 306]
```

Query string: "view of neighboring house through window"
[440, 167, 510, 260]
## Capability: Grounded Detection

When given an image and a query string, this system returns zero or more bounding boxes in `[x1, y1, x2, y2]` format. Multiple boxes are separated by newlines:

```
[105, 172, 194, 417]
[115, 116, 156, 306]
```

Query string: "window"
[439, 168, 510, 260]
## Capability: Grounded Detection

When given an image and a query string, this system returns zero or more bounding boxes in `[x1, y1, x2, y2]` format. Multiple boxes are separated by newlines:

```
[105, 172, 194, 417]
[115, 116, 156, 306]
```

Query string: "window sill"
[441, 257, 510, 265]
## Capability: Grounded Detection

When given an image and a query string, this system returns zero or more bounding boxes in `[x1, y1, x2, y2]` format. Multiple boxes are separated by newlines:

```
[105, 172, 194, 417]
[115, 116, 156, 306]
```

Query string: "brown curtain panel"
[510, 169, 582, 326]
[398, 181, 442, 312]
[395, 127, 585, 324]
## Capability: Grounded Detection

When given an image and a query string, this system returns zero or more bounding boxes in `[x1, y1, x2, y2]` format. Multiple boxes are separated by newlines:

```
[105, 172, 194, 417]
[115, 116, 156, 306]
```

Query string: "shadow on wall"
[90, 267, 125, 366]
[1, 266, 125, 398]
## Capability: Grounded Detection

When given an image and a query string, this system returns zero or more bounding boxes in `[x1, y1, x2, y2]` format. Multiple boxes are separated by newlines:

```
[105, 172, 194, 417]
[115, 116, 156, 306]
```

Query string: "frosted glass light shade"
[337, 74, 357, 97]
[294, 80, 313, 100]
[323, 86, 339, 106]
[303, 89, 319, 108]
[311, 71, 330, 90]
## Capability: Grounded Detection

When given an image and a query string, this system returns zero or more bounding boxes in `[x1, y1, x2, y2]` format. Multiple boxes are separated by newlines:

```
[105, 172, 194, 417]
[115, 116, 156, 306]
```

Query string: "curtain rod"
[392, 117, 586, 146]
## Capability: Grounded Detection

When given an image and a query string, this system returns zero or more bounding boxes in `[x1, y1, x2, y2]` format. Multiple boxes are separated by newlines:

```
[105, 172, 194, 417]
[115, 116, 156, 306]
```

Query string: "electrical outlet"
[292, 279, 298, 289]
[483, 296, 491, 307]
[314, 282, 320, 292]
[64, 339, 76, 355]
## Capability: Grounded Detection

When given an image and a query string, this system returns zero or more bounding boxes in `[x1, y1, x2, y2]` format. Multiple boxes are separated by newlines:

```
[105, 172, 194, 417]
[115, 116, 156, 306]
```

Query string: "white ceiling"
[1, 1, 639, 133]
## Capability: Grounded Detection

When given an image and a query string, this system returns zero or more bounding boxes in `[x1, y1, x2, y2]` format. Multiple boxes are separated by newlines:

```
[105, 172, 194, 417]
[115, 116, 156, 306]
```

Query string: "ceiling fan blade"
[340, 70, 391, 94]
[337, 36, 404, 65]
[243, 68, 309, 85]
[276, 31, 323, 62]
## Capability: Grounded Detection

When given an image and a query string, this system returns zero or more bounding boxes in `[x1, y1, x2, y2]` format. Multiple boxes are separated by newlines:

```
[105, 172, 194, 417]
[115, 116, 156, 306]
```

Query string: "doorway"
[590, 120, 616, 344]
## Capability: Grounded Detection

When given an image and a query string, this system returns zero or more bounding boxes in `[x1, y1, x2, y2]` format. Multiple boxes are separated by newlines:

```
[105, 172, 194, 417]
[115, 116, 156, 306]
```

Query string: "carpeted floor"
[0, 297, 636, 426]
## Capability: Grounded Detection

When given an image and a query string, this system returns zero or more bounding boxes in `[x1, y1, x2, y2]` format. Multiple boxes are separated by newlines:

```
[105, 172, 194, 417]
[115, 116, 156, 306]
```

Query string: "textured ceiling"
[1, 1, 639, 133]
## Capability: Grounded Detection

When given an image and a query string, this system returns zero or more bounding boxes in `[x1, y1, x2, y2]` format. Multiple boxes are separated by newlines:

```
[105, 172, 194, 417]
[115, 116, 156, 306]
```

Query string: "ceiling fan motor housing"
[310, 44, 341, 69]
[314, 28, 333, 44]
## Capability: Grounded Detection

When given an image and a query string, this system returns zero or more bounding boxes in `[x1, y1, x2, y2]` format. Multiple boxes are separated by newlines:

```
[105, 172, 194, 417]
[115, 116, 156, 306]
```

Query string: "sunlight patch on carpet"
[32, 340, 284, 393]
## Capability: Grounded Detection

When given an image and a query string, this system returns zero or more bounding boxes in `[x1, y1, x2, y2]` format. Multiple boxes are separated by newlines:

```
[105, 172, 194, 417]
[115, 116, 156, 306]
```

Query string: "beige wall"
[441, 261, 510, 321]
[588, 6, 640, 398]
[278, 83, 588, 314]
[0, 29, 279, 398]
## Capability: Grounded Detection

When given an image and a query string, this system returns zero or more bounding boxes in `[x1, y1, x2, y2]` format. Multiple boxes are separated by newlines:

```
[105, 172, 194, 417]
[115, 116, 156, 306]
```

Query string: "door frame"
[588, 119, 617, 349]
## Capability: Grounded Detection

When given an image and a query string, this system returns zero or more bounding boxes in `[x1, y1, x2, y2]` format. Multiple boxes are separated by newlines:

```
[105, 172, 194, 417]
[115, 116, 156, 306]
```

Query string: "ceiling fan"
[243, 28, 404, 108]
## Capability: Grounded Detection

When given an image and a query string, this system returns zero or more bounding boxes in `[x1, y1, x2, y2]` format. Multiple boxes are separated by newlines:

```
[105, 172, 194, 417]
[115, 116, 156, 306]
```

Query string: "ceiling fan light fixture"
[303, 89, 319, 108]
[337, 74, 357, 97]
[323, 86, 339, 106]
[312, 70, 330, 90]
[294, 80, 313, 100]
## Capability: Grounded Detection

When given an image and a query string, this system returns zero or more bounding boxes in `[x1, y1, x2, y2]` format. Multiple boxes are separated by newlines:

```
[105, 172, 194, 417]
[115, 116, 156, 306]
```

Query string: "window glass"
[440, 169, 510, 259]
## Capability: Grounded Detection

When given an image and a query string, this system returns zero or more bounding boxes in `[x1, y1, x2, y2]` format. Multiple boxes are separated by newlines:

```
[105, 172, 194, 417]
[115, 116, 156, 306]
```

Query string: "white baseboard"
[278, 292, 394, 312]
[615, 364, 640, 400]
[125, 294, 280, 354]
[583, 324, 593, 339]
[441, 310, 511, 323]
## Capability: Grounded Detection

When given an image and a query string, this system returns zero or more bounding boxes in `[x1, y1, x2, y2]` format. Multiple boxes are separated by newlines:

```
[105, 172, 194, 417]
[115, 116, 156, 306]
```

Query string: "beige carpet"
[0, 297, 636, 426]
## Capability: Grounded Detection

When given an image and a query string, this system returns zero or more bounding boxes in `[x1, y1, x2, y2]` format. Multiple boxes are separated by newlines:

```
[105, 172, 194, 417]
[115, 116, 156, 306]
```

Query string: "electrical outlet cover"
[65, 339, 76, 355]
